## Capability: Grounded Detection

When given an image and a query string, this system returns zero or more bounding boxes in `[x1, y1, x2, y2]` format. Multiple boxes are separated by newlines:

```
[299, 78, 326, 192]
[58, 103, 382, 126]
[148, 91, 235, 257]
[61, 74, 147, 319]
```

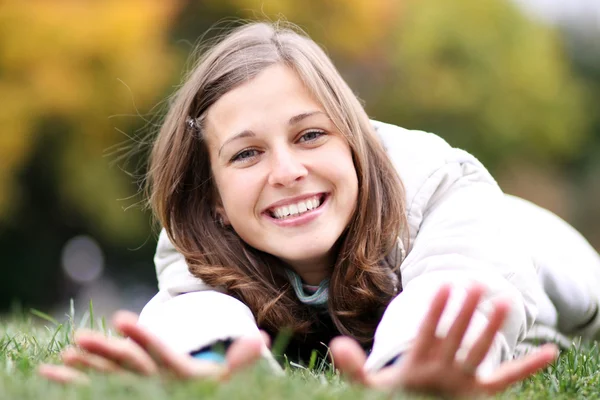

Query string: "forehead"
[204, 64, 324, 145]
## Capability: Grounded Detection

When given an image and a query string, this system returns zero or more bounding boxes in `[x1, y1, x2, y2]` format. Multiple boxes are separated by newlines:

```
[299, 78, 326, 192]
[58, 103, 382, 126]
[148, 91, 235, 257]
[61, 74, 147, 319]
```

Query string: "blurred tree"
[367, 0, 591, 170]
[560, 24, 600, 245]
[0, 0, 182, 244]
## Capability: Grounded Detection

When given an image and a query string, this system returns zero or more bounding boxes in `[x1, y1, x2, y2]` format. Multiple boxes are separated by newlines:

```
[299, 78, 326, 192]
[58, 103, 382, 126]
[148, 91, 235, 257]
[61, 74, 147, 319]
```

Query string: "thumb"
[38, 364, 90, 385]
[223, 336, 264, 379]
[329, 336, 368, 385]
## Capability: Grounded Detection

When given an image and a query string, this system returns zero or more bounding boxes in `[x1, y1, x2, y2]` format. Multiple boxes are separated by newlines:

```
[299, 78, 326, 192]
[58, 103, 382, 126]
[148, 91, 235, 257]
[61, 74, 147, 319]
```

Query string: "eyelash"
[231, 149, 260, 163]
[298, 129, 325, 143]
[230, 130, 326, 163]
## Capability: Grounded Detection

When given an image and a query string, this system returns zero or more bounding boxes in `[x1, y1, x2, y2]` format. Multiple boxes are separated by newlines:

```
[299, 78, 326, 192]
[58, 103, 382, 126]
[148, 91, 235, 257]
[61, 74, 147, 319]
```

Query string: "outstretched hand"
[330, 285, 558, 398]
[38, 311, 266, 384]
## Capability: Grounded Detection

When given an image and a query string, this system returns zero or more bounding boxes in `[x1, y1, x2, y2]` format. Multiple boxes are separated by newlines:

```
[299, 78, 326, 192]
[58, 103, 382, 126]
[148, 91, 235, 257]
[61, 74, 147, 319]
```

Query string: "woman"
[40, 21, 600, 397]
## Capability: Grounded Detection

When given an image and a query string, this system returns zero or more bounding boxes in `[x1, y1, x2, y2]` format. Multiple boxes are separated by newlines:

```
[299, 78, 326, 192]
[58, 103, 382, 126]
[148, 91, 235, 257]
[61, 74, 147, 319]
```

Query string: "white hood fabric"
[139, 121, 542, 376]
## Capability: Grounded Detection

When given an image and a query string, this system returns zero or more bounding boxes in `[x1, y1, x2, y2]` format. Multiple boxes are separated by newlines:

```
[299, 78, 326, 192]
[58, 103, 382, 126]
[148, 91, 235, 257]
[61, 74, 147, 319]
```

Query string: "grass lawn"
[1, 307, 600, 400]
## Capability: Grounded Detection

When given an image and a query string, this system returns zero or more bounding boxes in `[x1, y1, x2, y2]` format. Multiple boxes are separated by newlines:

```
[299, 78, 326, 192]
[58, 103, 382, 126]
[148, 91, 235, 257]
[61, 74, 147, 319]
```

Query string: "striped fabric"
[284, 269, 329, 307]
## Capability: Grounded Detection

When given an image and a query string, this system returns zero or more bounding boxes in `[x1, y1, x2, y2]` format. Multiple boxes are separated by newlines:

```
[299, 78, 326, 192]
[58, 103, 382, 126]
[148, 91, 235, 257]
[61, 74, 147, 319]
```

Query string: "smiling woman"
[206, 65, 359, 287]
[39, 20, 600, 398]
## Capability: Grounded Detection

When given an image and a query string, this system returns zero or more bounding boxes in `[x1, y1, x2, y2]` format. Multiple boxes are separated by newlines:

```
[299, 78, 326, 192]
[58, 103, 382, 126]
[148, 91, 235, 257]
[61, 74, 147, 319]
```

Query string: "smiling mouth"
[267, 193, 327, 220]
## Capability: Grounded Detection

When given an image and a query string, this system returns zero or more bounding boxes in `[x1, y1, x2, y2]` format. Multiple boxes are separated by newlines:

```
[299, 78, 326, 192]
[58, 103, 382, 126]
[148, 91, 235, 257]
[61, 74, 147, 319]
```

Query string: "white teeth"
[298, 202, 307, 213]
[270, 196, 323, 219]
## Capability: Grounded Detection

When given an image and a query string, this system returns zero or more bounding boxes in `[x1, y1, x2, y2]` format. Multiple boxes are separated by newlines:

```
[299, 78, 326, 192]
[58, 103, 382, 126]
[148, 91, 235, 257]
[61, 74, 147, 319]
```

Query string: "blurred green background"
[1, 0, 599, 317]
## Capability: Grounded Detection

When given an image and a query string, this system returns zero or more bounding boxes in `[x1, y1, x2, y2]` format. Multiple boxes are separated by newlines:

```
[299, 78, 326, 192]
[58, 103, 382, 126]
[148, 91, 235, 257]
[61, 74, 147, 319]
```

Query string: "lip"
[262, 192, 327, 213]
[263, 193, 329, 227]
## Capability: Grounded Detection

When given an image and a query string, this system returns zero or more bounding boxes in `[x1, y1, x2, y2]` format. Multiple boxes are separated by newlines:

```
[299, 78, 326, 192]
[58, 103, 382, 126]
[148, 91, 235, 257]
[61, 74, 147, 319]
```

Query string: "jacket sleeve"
[138, 230, 278, 369]
[365, 123, 538, 376]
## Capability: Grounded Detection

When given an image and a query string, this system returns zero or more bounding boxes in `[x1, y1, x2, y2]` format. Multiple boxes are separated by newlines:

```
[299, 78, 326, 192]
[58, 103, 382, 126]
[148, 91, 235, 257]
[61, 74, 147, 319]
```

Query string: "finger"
[440, 285, 486, 363]
[112, 311, 223, 379]
[222, 336, 264, 380]
[329, 336, 368, 385]
[365, 363, 406, 389]
[62, 347, 121, 373]
[463, 300, 510, 369]
[112, 311, 170, 365]
[75, 330, 158, 376]
[480, 344, 558, 394]
[38, 364, 90, 385]
[410, 284, 452, 360]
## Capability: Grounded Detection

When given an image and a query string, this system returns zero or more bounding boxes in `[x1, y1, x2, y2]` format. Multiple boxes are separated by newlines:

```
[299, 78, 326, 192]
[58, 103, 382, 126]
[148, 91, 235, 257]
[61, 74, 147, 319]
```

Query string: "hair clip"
[186, 116, 199, 131]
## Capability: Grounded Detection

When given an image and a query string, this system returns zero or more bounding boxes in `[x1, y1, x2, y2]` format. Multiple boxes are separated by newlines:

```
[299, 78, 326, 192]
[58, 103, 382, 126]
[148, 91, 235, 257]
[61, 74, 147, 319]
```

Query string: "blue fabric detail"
[285, 269, 329, 306]
[192, 350, 226, 364]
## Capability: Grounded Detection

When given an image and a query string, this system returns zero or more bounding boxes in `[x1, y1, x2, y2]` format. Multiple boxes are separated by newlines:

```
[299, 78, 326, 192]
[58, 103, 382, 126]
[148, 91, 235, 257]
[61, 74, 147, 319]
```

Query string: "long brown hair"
[147, 21, 408, 345]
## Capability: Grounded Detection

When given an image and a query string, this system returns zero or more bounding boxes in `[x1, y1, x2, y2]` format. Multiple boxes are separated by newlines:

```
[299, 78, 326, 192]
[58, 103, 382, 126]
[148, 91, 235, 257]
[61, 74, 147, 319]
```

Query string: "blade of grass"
[89, 299, 95, 331]
[30, 310, 58, 326]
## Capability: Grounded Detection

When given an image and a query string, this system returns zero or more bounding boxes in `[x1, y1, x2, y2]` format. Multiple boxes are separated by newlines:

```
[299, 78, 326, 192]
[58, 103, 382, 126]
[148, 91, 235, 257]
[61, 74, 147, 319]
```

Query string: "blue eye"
[299, 130, 324, 142]
[231, 149, 259, 163]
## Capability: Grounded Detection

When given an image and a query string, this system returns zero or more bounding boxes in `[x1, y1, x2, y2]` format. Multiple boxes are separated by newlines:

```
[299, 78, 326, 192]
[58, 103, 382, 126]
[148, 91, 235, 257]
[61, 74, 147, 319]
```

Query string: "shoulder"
[155, 229, 218, 296]
[370, 120, 502, 242]
[370, 120, 493, 189]
[371, 118, 498, 191]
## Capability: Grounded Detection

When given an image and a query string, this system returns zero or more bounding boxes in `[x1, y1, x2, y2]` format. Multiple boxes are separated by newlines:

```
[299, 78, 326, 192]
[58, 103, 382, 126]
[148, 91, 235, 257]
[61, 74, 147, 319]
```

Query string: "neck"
[282, 240, 342, 285]
[297, 269, 329, 286]
[285, 255, 334, 285]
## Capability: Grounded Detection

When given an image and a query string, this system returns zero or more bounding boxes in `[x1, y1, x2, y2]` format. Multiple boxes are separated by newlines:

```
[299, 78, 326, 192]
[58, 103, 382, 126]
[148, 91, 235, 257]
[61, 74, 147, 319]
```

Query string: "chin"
[275, 244, 336, 268]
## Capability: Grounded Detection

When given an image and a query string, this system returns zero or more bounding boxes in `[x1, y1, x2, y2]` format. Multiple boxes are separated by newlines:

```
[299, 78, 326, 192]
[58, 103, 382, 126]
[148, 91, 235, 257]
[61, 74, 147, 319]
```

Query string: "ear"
[213, 190, 231, 226]
[215, 205, 231, 226]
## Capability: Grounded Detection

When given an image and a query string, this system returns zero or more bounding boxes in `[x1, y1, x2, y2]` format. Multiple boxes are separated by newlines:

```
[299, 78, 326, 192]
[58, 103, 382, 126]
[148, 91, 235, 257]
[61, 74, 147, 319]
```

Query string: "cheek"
[316, 144, 359, 215]
[216, 171, 261, 222]
[343, 169, 359, 210]
[327, 145, 358, 193]
[340, 155, 359, 209]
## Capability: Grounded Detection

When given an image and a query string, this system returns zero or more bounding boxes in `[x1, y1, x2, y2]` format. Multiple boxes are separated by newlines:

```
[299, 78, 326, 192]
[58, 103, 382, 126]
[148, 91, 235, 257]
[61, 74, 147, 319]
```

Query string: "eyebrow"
[218, 110, 325, 157]
[288, 111, 324, 126]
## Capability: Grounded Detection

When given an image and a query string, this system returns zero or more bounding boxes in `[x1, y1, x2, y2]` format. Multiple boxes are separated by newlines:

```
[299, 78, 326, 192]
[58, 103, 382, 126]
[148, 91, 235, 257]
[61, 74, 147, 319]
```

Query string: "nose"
[267, 147, 308, 187]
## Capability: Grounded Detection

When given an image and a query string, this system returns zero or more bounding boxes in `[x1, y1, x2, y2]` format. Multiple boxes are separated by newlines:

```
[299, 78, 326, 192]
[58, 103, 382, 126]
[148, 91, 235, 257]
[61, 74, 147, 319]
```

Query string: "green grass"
[1, 308, 600, 399]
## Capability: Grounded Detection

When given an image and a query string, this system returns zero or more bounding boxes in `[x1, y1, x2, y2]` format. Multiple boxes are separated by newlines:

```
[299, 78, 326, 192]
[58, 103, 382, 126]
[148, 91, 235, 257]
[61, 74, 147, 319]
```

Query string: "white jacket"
[138, 121, 539, 376]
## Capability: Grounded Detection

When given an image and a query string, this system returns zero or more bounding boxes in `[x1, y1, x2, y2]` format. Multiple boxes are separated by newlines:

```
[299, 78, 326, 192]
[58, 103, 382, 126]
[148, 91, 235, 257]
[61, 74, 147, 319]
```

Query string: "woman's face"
[205, 64, 359, 279]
